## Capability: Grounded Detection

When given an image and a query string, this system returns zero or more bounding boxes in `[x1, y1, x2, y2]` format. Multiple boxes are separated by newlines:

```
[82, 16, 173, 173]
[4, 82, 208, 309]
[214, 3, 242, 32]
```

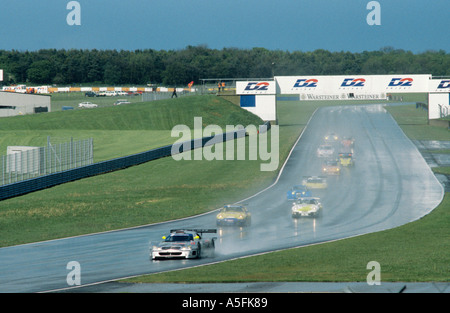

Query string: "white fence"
[1, 137, 93, 186]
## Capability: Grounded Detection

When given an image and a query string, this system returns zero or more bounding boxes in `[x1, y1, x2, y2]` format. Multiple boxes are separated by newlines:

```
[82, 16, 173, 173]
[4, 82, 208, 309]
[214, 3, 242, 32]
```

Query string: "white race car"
[317, 144, 334, 158]
[291, 197, 322, 218]
[150, 229, 216, 260]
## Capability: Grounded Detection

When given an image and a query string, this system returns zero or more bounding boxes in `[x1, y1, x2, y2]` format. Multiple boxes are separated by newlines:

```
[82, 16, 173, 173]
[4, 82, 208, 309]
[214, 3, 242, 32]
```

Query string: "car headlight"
[217, 214, 223, 219]
[181, 246, 192, 251]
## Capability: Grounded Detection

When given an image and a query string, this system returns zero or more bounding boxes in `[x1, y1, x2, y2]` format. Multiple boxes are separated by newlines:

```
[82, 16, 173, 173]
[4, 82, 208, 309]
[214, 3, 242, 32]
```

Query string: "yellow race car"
[322, 159, 341, 175]
[216, 205, 251, 227]
[338, 152, 354, 166]
[302, 176, 328, 189]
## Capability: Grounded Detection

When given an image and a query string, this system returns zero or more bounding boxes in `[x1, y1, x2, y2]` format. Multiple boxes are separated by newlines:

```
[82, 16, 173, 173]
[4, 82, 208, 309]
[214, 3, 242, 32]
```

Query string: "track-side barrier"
[0, 122, 271, 201]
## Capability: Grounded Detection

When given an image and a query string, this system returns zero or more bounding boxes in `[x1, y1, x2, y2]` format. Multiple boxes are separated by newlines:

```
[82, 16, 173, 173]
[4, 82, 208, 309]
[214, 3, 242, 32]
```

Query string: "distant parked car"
[78, 102, 98, 108]
[84, 91, 98, 97]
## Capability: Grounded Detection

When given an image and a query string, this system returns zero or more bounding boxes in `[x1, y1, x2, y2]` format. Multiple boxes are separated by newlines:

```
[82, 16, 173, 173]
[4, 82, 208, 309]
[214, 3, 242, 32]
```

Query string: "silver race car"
[291, 197, 322, 218]
[150, 229, 217, 260]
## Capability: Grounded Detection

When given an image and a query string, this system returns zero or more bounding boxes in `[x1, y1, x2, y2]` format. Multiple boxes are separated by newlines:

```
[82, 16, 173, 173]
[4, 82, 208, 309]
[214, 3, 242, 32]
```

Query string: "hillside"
[0, 95, 264, 161]
[0, 95, 263, 131]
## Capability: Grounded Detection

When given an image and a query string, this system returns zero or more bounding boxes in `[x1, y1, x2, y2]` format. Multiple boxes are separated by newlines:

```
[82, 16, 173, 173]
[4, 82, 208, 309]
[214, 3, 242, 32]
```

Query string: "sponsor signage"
[340, 78, 366, 88]
[429, 79, 450, 93]
[293, 78, 319, 88]
[275, 75, 431, 96]
[299, 93, 386, 101]
[236, 81, 276, 121]
[236, 81, 276, 95]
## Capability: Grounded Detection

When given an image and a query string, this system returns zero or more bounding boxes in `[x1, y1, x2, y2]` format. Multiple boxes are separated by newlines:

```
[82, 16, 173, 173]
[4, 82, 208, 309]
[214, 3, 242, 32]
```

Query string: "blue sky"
[0, 0, 448, 53]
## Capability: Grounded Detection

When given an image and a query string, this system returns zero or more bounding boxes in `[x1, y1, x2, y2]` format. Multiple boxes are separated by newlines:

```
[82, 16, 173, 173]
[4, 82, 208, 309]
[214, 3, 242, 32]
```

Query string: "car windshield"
[223, 206, 244, 213]
[165, 234, 193, 242]
[297, 199, 316, 204]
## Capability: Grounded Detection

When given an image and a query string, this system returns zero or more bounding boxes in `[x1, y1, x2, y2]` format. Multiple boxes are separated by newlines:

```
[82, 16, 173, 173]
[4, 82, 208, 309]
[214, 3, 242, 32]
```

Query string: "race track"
[0, 104, 444, 293]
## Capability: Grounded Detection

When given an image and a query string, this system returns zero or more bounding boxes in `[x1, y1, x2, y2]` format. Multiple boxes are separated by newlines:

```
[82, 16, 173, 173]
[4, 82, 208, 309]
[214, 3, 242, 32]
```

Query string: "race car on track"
[322, 159, 341, 175]
[340, 136, 355, 148]
[286, 185, 312, 200]
[291, 197, 322, 218]
[302, 176, 328, 189]
[150, 229, 217, 260]
[324, 132, 339, 142]
[216, 205, 251, 227]
[338, 152, 354, 166]
[317, 144, 335, 158]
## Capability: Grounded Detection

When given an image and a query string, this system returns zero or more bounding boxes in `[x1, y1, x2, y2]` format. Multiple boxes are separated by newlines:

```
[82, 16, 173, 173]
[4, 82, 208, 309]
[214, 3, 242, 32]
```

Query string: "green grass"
[385, 104, 449, 141]
[49, 92, 144, 112]
[0, 129, 174, 162]
[0, 94, 262, 131]
[0, 95, 263, 161]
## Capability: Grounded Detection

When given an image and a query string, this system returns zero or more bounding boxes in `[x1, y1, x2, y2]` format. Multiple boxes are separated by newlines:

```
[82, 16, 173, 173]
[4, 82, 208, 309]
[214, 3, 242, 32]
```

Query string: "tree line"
[0, 46, 448, 86]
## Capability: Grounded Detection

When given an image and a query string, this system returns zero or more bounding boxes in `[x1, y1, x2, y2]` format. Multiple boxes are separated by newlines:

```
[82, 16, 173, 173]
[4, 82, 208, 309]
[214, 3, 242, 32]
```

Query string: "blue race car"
[287, 185, 312, 200]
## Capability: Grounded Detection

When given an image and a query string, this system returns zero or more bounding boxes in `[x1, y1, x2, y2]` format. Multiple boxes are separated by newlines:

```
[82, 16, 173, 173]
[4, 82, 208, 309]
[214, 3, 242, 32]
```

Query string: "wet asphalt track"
[0, 104, 444, 293]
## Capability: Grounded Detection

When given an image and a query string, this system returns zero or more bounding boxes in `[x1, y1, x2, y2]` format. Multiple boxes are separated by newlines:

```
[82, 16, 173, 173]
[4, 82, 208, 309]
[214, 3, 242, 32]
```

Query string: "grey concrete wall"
[0, 92, 51, 117]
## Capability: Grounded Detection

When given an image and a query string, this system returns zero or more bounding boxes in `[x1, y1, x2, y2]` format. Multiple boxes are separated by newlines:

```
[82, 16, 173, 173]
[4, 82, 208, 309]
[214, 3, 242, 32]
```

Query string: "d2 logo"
[293, 79, 318, 88]
[388, 78, 413, 87]
[244, 82, 270, 91]
[340, 78, 366, 87]
[437, 80, 450, 89]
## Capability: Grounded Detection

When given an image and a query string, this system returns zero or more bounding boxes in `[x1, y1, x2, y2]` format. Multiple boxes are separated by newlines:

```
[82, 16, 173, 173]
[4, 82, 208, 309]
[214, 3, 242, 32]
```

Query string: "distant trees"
[0, 47, 448, 86]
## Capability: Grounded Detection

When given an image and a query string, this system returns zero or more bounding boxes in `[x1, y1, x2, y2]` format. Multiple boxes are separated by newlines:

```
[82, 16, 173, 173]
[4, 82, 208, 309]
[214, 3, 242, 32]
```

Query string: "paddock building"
[0, 91, 51, 117]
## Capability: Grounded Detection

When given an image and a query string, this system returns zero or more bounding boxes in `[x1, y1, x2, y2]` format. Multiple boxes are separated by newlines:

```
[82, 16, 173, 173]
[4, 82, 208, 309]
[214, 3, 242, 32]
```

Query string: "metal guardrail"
[0, 122, 271, 201]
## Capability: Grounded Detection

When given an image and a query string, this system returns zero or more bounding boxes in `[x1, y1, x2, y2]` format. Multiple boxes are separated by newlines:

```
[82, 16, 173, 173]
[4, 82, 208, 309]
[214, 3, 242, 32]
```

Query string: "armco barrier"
[0, 122, 270, 201]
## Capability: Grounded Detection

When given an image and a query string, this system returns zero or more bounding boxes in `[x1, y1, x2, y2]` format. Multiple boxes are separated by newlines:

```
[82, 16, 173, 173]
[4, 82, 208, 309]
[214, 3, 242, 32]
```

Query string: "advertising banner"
[275, 75, 432, 99]
[236, 81, 276, 95]
[429, 79, 450, 93]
